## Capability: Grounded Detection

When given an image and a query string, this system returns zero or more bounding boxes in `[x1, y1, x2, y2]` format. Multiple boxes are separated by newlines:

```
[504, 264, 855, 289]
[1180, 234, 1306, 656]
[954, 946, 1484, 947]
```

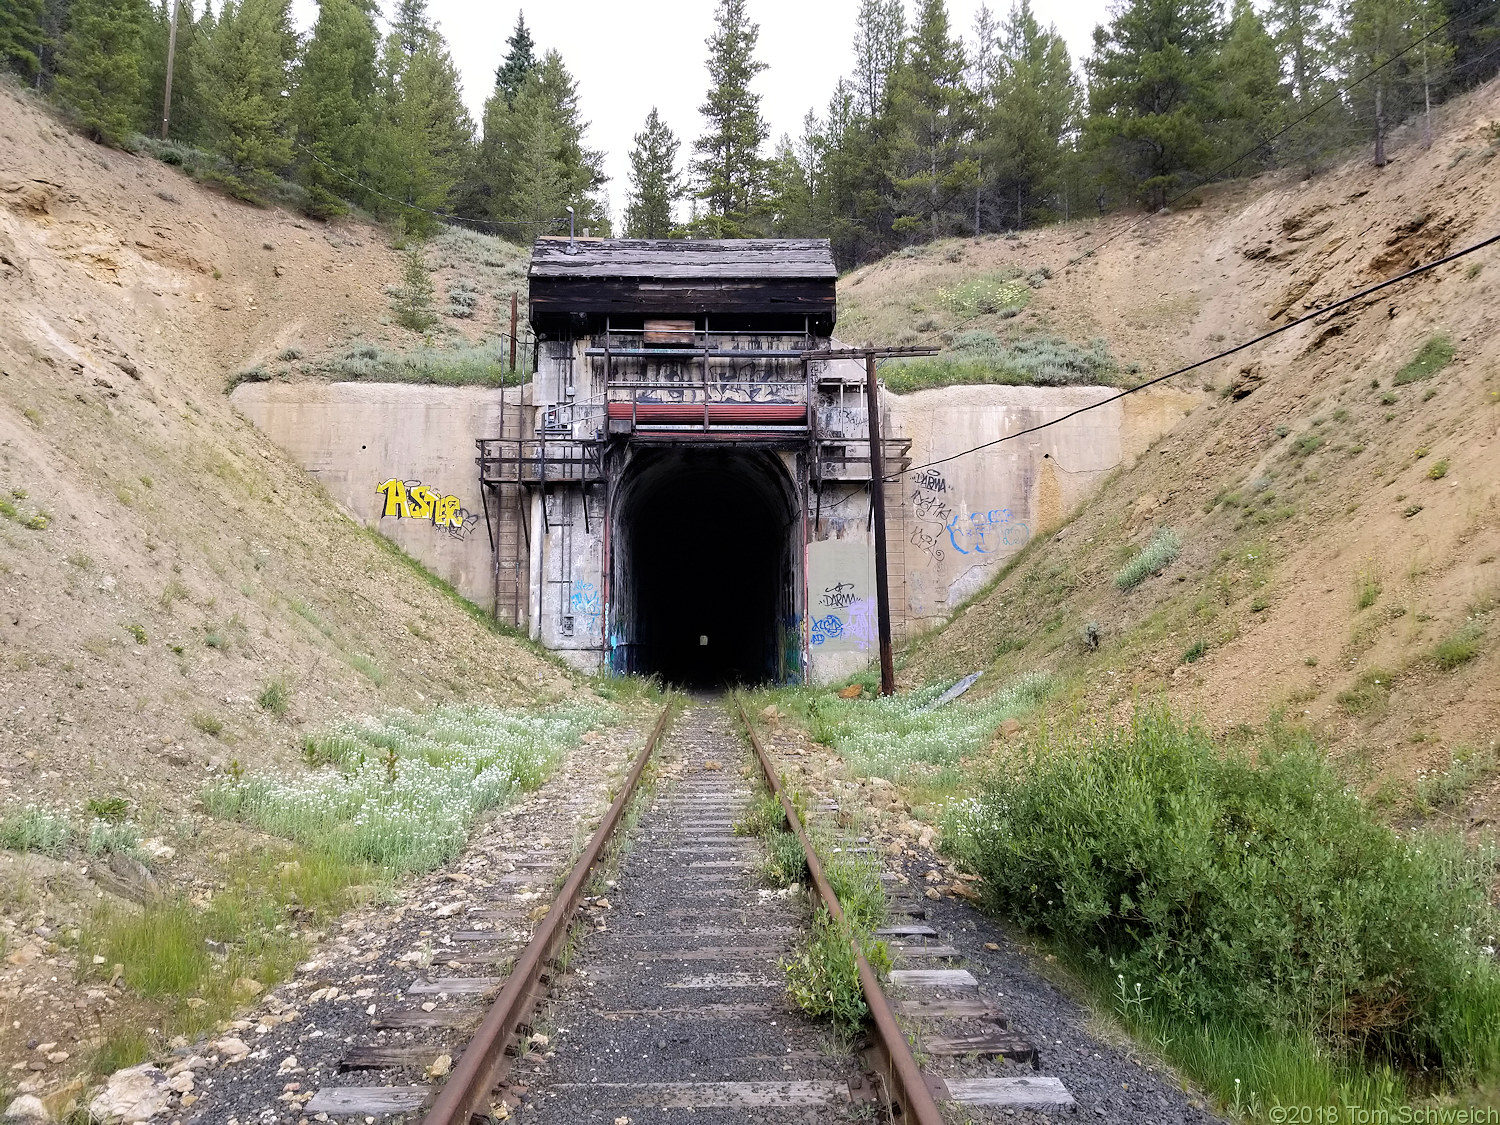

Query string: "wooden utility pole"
[509, 292, 519, 374]
[803, 345, 937, 696]
[160, 0, 178, 140]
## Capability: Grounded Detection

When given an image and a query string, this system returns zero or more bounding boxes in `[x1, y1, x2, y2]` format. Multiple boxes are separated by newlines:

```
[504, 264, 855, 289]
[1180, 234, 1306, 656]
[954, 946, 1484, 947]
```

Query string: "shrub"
[761, 829, 807, 886]
[783, 912, 892, 1037]
[316, 337, 520, 388]
[87, 819, 144, 861]
[1115, 528, 1182, 590]
[1414, 747, 1496, 815]
[1181, 638, 1209, 663]
[885, 332, 1117, 394]
[86, 795, 131, 822]
[942, 707, 1500, 1079]
[1428, 459, 1449, 480]
[937, 272, 1032, 318]
[1393, 335, 1455, 385]
[0, 805, 72, 856]
[191, 713, 224, 737]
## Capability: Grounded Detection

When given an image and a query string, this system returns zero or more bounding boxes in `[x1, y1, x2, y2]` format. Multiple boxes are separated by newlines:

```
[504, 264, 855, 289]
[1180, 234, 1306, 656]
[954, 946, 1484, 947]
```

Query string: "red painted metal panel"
[604, 403, 807, 425]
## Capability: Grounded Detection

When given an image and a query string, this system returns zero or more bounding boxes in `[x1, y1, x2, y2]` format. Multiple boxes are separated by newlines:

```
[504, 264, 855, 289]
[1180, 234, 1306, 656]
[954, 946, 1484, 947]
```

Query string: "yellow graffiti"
[378, 479, 467, 530]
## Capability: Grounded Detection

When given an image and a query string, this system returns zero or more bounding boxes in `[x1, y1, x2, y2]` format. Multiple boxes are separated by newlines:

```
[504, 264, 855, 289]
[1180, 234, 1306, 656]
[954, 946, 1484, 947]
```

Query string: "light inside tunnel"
[610, 450, 799, 687]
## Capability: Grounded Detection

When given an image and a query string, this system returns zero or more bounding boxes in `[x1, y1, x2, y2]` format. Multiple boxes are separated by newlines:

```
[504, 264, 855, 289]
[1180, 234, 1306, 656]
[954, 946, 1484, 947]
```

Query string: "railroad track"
[192, 699, 1081, 1125]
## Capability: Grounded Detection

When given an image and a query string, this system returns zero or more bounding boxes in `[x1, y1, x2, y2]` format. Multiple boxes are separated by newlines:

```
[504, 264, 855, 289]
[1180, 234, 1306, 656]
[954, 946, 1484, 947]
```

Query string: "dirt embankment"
[0, 84, 570, 1088]
[886, 81, 1500, 812]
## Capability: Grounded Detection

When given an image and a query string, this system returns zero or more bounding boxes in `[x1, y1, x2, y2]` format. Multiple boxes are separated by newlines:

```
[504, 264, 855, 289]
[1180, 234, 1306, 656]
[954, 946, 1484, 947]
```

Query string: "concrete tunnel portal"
[610, 449, 800, 688]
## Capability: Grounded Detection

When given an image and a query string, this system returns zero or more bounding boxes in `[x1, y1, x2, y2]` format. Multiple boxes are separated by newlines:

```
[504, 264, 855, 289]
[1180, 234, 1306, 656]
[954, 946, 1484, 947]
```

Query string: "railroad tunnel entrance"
[610, 449, 800, 687]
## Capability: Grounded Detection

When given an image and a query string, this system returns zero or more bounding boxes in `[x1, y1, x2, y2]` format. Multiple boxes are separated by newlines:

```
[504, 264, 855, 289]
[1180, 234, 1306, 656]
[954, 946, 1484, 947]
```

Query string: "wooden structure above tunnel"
[528, 238, 838, 335]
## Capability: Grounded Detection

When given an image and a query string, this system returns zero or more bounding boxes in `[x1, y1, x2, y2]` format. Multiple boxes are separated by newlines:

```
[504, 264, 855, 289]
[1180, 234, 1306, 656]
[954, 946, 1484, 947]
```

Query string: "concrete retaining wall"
[231, 382, 504, 609]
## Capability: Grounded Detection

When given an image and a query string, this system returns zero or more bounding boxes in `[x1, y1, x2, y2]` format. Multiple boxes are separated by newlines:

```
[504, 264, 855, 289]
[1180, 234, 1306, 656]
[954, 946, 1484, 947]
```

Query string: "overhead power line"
[890, 230, 1500, 481]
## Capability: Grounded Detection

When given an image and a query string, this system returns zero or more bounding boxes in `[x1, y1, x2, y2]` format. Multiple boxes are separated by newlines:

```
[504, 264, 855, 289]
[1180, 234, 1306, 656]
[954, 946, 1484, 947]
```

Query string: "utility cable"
[889, 229, 1500, 481]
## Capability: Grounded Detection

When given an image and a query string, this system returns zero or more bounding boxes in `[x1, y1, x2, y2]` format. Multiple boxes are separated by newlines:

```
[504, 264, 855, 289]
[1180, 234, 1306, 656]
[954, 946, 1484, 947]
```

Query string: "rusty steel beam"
[421, 704, 674, 1125]
[733, 699, 945, 1125]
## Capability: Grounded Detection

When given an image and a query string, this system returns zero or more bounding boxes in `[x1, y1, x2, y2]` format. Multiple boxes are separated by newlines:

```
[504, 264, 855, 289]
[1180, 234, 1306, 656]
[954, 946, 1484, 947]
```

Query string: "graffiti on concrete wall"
[377, 478, 478, 540]
[910, 470, 953, 563]
[818, 581, 858, 609]
[569, 581, 602, 635]
[946, 508, 1031, 555]
[907, 468, 1031, 562]
[811, 594, 876, 649]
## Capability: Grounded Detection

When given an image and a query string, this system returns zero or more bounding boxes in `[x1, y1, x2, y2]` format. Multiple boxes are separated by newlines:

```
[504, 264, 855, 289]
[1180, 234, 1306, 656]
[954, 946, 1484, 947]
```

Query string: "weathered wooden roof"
[529, 238, 837, 281]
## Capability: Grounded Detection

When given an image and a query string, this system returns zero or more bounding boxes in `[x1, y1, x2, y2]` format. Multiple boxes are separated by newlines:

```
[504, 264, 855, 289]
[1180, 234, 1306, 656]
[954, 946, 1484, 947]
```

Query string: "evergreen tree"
[761, 133, 815, 235]
[367, 0, 473, 231]
[852, 0, 905, 118]
[1214, 0, 1286, 167]
[141, 0, 209, 144]
[968, 3, 1004, 105]
[195, 0, 296, 180]
[476, 49, 605, 238]
[1265, 0, 1341, 169]
[692, 0, 769, 237]
[888, 0, 974, 240]
[1, 0, 47, 82]
[291, 0, 378, 213]
[1082, 0, 1223, 209]
[1343, 0, 1439, 164]
[1438, 0, 1500, 96]
[983, 0, 1079, 229]
[55, 0, 151, 143]
[623, 107, 681, 238]
[493, 11, 534, 106]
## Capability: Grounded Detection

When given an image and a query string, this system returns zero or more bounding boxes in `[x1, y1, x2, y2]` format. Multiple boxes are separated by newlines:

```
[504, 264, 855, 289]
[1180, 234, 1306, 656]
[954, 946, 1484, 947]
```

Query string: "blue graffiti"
[810, 615, 844, 646]
[946, 509, 1032, 556]
[570, 582, 602, 633]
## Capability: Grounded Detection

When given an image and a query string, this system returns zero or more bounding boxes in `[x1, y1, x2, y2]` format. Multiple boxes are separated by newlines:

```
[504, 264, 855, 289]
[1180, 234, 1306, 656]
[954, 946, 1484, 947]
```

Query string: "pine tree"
[195, 0, 296, 181]
[494, 11, 534, 106]
[1082, 0, 1223, 209]
[1344, 0, 1434, 165]
[1438, 0, 1500, 96]
[692, 0, 769, 238]
[762, 133, 816, 235]
[367, 0, 473, 231]
[623, 107, 681, 239]
[1215, 0, 1286, 168]
[852, 0, 905, 118]
[888, 0, 973, 240]
[54, 0, 150, 143]
[1265, 0, 1341, 169]
[292, 0, 378, 214]
[983, 0, 1079, 229]
[394, 245, 435, 331]
[0, 0, 47, 82]
[475, 49, 605, 239]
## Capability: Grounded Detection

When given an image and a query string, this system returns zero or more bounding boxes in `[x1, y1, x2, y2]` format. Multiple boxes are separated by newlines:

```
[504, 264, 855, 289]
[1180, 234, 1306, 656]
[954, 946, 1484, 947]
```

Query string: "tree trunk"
[1373, 81, 1387, 167]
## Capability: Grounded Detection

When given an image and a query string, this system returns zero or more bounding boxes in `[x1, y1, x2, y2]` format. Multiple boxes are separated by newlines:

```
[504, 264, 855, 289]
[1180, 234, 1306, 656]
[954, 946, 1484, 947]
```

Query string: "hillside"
[877, 80, 1500, 820]
[0, 83, 570, 1083]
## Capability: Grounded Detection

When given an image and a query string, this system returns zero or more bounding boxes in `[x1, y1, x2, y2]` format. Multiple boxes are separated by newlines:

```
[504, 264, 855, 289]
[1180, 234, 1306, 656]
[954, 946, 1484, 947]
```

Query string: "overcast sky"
[287, 0, 1114, 226]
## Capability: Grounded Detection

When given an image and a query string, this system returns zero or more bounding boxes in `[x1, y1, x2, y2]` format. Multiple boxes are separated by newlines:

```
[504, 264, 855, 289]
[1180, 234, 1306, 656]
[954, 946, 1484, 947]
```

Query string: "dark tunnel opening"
[611, 450, 797, 688]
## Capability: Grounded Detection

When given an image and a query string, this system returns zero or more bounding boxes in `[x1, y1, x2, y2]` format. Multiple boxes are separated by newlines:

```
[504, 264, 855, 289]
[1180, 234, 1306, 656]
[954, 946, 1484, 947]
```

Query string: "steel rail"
[733, 698, 945, 1125]
[421, 703, 674, 1125]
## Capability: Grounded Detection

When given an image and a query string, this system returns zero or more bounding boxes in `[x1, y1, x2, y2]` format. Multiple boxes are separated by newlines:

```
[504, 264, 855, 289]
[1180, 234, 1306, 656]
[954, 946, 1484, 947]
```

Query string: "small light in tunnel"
[699, 635, 708, 646]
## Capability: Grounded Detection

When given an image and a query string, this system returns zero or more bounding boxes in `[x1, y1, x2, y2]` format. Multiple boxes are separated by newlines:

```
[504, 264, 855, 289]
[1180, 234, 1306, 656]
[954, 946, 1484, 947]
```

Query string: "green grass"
[204, 703, 603, 872]
[87, 819, 144, 861]
[884, 332, 1118, 394]
[782, 911, 891, 1038]
[1414, 746, 1497, 816]
[1355, 566, 1382, 611]
[937, 271, 1033, 319]
[191, 712, 224, 737]
[81, 846, 382, 1051]
[348, 652, 387, 686]
[941, 705, 1500, 1106]
[1336, 667, 1395, 714]
[318, 338, 525, 388]
[1181, 638, 1210, 663]
[750, 672, 1050, 794]
[1431, 620, 1484, 670]
[1393, 335, 1455, 386]
[1115, 528, 1183, 590]
[256, 677, 291, 717]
